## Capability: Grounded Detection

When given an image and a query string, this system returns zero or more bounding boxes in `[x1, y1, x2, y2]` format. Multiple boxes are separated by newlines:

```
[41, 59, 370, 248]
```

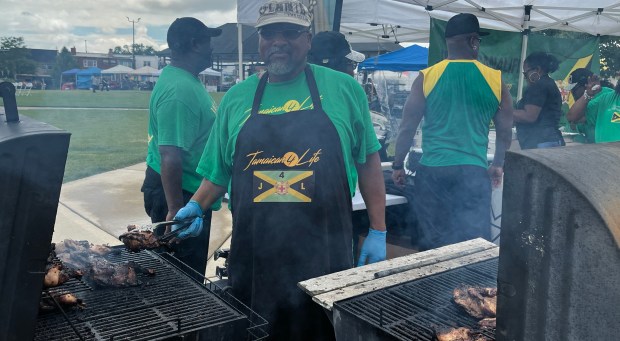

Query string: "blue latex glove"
[173, 200, 203, 239]
[357, 228, 387, 266]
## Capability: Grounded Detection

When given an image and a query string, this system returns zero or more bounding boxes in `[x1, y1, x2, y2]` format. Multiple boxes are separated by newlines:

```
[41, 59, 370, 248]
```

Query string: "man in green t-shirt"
[141, 17, 221, 278]
[391, 13, 513, 251]
[170, 1, 387, 339]
[566, 69, 619, 143]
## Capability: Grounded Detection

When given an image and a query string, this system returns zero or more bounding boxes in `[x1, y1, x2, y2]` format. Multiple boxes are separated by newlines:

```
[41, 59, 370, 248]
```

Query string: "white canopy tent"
[130, 66, 160, 76]
[338, 1, 620, 42]
[200, 68, 221, 77]
[237, 0, 620, 95]
[101, 65, 134, 74]
[238, 1, 620, 42]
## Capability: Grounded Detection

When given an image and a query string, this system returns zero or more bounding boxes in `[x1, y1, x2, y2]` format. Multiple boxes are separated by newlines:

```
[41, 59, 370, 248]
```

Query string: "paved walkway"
[52, 162, 231, 278]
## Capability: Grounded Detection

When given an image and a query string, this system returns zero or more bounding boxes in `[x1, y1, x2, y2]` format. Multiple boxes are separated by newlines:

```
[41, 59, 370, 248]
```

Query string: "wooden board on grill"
[298, 238, 498, 311]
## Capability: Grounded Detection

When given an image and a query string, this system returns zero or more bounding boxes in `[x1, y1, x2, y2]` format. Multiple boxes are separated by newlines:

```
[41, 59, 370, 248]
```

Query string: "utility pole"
[126, 17, 141, 69]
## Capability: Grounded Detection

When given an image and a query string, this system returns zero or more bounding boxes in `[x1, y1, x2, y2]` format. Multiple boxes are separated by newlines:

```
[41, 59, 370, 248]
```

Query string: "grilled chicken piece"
[52, 239, 154, 287]
[436, 327, 473, 341]
[119, 226, 165, 252]
[57, 293, 85, 308]
[478, 317, 496, 329]
[435, 327, 490, 341]
[453, 286, 497, 319]
[39, 293, 86, 312]
[88, 257, 139, 287]
[43, 264, 83, 288]
[54, 239, 118, 257]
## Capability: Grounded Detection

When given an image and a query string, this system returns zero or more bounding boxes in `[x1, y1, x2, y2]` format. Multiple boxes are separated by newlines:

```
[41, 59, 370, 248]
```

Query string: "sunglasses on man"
[259, 29, 309, 40]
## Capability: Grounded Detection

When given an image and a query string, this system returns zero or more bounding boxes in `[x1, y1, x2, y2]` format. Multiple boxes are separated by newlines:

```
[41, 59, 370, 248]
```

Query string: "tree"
[113, 45, 131, 55]
[51, 47, 78, 89]
[112, 43, 157, 56]
[600, 36, 620, 80]
[0, 36, 37, 80]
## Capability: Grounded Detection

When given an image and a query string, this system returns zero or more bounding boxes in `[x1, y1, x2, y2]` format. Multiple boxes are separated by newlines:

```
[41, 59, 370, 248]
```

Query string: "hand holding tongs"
[156, 218, 196, 242]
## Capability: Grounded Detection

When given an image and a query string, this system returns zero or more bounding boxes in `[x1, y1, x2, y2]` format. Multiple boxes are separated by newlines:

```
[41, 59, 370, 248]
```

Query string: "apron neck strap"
[251, 65, 322, 116]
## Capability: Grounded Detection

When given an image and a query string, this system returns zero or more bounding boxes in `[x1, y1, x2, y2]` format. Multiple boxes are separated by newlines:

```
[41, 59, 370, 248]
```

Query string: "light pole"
[126, 17, 141, 69]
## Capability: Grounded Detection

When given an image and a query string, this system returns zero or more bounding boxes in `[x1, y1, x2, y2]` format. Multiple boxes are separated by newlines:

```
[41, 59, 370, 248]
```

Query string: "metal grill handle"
[0, 82, 19, 122]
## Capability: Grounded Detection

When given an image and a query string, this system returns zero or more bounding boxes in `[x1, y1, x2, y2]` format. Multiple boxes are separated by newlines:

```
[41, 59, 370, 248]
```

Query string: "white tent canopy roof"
[339, 0, 620, 43]
[130, 66, 160, 76]
[200, 68, 221, 77]
[238, 1, 620, 44]
[101, 65, 134, 74]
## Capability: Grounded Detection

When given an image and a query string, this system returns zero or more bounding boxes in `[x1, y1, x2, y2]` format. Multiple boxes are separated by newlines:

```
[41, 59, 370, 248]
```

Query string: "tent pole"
[333, 0, 343, 31]
[517, 33, 528, 100]
[238, 23, 244, 81]
[517, 5, 532, 100]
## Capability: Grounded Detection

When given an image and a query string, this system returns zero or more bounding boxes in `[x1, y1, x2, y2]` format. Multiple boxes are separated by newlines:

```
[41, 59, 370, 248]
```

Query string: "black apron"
[229, 67, 353, 340]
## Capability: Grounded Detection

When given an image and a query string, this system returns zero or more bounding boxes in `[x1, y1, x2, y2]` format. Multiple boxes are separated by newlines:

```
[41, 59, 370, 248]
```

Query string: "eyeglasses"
[522, 68, 533, 76]
[259, 29, 309, 40]
[347, 61, 358, 68]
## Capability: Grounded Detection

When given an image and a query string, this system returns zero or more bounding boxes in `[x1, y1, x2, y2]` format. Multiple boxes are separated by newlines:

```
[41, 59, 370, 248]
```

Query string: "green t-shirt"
[196, 64, 380, 198]
[419, 60, 501, 168]
[146, 66, 219, 208]
[586, 88, 620, 143]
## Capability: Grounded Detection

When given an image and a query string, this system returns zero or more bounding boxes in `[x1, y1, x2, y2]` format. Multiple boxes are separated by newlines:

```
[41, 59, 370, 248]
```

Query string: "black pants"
[142, 166, 211, 279]
[413, 165, 491, 251]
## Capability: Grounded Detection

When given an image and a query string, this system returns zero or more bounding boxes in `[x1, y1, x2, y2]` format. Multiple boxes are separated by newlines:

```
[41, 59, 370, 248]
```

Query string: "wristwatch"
[391, 161, 404, 170]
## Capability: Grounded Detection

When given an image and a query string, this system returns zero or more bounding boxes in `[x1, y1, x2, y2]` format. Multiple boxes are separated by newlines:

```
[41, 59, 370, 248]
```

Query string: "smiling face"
[258, 23, 311, 82]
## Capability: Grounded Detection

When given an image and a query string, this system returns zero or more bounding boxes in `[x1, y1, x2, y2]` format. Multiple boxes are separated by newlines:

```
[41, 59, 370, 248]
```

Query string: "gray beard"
[267, 60, 295, 76]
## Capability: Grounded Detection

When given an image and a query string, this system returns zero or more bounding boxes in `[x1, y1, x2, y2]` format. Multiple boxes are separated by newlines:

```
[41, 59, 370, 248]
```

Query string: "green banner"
[428, 18, 600, 99]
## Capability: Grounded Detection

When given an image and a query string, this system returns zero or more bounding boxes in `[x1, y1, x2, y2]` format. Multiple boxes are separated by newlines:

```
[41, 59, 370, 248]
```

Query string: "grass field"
[8, 90, 226, 182]
[0, 89, 225, 108]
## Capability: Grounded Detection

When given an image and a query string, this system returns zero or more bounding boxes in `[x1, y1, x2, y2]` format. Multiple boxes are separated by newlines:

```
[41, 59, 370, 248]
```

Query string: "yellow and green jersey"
[419, 60, 501, 168]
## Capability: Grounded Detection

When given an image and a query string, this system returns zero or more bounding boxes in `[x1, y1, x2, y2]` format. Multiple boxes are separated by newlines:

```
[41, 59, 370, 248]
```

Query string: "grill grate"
[35, 248, 267, 340]
[335, 258, 498, 341]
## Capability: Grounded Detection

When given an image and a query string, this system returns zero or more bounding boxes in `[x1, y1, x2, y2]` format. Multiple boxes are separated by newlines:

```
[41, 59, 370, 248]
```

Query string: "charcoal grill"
[35, 247, 267, 340]
[299, 238, 499, 341]
[333, 258, 497, 341]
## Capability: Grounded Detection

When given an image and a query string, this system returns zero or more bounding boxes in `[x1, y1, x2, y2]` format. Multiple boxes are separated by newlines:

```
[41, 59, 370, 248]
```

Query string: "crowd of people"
[142, 1, 618, 339]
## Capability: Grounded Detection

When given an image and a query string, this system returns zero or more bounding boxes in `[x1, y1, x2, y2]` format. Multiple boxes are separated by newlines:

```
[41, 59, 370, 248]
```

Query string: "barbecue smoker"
[299, 143, 619, 341]
[1, 82, 71, 341]
[0, 84, 267, 340]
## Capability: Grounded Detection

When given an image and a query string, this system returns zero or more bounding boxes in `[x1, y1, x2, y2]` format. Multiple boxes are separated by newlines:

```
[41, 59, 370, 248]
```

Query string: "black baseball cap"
[167, 17, 222, 51]
[567, 68, 593, 90]
[445, 13, 489, 38]
[309, 31, 365, 64]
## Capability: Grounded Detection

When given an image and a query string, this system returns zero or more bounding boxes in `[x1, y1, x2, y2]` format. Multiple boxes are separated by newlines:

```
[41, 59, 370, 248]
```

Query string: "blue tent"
[359, 44, 428, 72]
[61, 68, 80, 75]
[76, 67, 102, 90]
[59, 68, 81, 89]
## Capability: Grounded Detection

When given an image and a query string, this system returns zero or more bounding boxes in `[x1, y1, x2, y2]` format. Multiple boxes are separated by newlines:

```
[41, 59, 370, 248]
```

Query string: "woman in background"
[513, 52, 564, 149]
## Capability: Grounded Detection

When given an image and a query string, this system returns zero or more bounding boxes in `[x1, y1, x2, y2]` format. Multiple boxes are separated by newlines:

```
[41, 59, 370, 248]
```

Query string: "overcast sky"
[1, 0, 237, 52]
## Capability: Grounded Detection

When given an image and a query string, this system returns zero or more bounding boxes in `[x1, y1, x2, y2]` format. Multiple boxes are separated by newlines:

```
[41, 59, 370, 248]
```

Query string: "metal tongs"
[150, 218, 196, 242]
